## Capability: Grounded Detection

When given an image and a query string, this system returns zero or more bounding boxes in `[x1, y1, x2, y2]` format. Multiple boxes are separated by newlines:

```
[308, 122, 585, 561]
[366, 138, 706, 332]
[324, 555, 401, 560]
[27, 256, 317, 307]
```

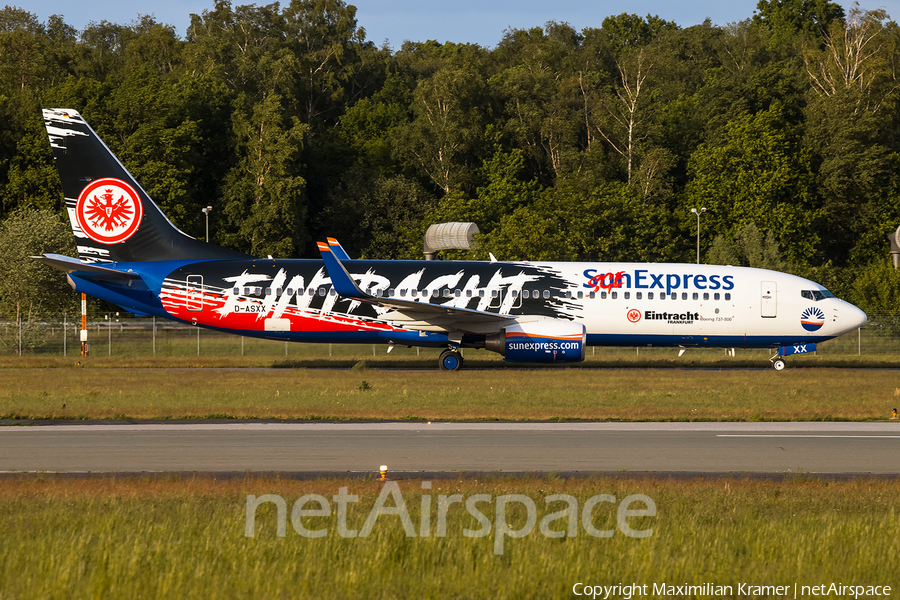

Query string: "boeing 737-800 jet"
[34, 109, 867, 371]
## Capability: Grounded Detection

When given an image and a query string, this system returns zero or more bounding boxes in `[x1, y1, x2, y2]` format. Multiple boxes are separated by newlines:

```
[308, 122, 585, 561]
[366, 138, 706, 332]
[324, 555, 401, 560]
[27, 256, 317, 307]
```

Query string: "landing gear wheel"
[439, 349, 464, 372]
[772, 359, 786, 371]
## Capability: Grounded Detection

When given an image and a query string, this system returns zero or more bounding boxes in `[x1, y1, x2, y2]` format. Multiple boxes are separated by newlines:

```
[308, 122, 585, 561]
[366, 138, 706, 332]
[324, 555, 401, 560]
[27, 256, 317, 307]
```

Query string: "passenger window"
[265, 288, 272, 295]
[724, 293, 731, 301]
[692, 293, 698, 300]
[703, 293, 709, 301]
[648, 292, 654, 300]
[714, 293, 720, 300]
[522, 290, 530, 299]
[454, 289, 461, 297]
[660, 293, 666, 300]
[543, 290, 550, 299]
[286, 289, 294, 296]
[511, 290, 519, 298]
[682, 292, 688, 300]
[491, 289, 499, 298]
[411, 290, 417, 297]
[589, 291, 596, 299]
[318, 288, 326, 296]
[611, 291, 617, 299]
[601, 292, 607, 299]
[329, 289, 336, 296]
[234, 287, 240, 295]
[636, 292, 642, 300]
[479, 290, 485, 298]
[466, 289, 473, 297]
[442, 289, 451, 298]
[624, 292, 630, 299]
[309, 288, 316, 296]
[565, 291, 572, 299]
[577, 291, 584, 299]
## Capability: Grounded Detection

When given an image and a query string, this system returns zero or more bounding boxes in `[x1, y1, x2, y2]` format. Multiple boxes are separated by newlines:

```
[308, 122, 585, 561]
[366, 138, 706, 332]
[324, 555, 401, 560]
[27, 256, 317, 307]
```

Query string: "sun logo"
[76, 178, 142, 244]
[800, 307, 826, 332]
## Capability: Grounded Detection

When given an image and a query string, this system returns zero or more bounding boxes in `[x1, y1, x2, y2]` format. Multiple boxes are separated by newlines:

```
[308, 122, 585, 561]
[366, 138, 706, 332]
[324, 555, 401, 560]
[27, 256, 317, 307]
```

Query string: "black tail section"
[43, 108, 249, 263]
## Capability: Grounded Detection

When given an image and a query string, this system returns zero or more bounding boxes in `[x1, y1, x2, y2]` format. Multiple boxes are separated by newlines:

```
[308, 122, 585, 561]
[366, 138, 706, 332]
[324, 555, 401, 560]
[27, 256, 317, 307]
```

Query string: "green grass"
[0, 475, 896, 599]
[1, 366, 899, 421]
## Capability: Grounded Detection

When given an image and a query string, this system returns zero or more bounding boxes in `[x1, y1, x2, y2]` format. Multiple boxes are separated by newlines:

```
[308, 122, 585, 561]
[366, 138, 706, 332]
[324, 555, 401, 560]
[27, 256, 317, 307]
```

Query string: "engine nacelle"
[484, 321, 586, 363]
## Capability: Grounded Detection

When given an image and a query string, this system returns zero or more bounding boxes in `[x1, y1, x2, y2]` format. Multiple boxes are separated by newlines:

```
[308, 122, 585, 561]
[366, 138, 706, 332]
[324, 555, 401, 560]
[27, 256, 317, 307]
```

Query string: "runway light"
[892, 408, 898, 420]
[379, 465, 388, 480]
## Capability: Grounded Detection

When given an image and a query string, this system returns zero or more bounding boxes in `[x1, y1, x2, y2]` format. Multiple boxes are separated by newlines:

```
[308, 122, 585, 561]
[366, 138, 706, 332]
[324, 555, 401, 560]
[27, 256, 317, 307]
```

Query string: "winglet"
[318, 241, 369, 300]
[327, 237, 351, 260]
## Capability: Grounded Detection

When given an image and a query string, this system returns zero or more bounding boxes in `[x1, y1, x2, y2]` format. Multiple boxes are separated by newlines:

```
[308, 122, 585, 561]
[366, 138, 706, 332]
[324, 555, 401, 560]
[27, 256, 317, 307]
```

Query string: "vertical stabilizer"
[43, 108, 248, 262]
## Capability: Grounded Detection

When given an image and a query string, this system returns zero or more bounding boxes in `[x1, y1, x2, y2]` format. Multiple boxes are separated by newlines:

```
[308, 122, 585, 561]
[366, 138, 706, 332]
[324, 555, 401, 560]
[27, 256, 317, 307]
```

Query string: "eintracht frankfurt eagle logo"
[76, 178, 143, 244]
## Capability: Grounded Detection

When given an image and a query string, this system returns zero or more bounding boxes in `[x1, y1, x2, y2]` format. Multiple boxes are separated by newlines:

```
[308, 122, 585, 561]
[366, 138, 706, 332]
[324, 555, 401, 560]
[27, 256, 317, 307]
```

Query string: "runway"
[1, 421, 898, 474]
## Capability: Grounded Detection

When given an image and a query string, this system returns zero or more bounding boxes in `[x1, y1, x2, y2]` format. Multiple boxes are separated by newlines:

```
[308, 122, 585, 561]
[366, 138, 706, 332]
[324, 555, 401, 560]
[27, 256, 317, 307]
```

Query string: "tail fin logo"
[76, 178, 143, 244]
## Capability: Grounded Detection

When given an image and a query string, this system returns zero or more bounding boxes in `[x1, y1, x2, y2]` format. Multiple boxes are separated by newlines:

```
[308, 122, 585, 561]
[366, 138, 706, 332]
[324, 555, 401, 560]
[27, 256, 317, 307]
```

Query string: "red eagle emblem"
[627, 309, 642, 323]
[76, 178, 142, 244]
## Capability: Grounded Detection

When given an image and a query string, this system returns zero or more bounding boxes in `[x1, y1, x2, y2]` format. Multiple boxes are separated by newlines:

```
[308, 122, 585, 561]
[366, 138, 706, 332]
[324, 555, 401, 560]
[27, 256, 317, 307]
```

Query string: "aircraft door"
[186, 275, 204, 312]
[761, 281, 776, 318]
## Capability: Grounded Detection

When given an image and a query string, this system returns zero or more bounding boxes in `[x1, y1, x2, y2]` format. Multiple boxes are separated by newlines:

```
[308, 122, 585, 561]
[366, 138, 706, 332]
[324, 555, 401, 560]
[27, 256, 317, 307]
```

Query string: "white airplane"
[35, 108, 867, 371]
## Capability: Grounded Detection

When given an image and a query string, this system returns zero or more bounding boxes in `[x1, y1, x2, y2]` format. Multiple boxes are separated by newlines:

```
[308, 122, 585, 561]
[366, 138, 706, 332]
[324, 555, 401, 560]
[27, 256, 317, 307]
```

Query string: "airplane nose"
[850, 304, 868, 329]
[837, 301, 867, 332]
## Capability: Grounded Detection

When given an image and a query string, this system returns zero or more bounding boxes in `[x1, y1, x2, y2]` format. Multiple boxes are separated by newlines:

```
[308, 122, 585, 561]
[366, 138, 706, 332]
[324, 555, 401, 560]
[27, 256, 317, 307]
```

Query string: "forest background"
[3, 0, 900, 323]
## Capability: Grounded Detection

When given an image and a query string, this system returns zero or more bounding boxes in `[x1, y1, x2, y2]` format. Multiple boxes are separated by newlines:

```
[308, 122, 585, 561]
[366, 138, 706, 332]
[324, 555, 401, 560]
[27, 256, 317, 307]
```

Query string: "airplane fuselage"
[69, 258, 864, 351]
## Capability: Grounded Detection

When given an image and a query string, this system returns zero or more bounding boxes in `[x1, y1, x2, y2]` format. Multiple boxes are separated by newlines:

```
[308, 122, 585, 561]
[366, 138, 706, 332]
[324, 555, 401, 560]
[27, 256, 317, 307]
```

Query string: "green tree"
[1, 113, 59, 213]
[684, 104, 819, 264]
[221, 94, 308, 257]
[710, 222, 786, 269]
[394, 44, 489, 195]
[601, 13, 678, 53]
[850, 260, 900, 334]
[0, 207, 77, 328]
[753, 0, 844, 40]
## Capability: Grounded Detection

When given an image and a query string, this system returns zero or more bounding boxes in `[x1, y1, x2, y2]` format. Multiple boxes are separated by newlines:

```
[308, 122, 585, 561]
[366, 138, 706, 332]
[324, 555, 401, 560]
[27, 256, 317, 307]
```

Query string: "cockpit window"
[801, 289, 835, 301]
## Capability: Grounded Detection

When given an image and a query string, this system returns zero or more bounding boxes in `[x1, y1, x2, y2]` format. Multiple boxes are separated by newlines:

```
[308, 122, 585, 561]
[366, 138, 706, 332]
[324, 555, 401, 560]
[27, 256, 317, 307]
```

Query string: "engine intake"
[485, 321, 586, 363]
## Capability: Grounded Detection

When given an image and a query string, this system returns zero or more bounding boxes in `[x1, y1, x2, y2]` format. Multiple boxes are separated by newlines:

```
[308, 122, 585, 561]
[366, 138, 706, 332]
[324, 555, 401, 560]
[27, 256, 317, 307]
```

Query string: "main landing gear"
[439, 348, 464, 371]
[769, 355, 786, 371]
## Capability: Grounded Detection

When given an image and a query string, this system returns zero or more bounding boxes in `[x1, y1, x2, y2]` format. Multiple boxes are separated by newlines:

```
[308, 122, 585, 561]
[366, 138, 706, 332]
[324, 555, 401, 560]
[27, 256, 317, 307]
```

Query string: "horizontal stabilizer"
[32, 253, 140, 281]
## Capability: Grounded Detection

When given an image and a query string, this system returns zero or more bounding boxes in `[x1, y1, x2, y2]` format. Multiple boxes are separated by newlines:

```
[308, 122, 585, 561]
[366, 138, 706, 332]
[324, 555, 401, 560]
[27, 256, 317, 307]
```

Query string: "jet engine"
[484, 321, 586, 363]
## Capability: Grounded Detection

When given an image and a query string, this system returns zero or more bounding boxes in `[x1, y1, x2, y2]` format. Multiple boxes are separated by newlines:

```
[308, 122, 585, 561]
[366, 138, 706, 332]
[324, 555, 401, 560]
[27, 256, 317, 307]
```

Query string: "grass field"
[1, 365, 899, 421]
[0, 474, 896, 599]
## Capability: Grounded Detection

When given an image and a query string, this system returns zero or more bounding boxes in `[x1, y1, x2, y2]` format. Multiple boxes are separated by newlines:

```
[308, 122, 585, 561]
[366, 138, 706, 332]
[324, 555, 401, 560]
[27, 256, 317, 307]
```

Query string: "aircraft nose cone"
[837, 301, 867, 332]
[850, 304, 868, 329]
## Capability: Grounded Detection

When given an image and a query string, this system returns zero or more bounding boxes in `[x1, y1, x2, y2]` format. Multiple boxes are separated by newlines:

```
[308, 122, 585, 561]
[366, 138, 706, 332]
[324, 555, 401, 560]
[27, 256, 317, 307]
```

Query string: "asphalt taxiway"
[1, 422, 898, 474]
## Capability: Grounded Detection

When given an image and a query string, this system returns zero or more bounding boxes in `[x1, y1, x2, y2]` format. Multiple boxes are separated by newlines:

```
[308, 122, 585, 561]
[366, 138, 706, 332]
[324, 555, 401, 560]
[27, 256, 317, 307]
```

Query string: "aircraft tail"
[42, 108, 248, 263]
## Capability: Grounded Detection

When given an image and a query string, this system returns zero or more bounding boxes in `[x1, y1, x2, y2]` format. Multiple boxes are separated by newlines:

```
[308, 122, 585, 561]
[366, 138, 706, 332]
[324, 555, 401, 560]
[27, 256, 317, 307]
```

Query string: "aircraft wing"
[33, 253, 141, 281]
[317, 241, 514, 334]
